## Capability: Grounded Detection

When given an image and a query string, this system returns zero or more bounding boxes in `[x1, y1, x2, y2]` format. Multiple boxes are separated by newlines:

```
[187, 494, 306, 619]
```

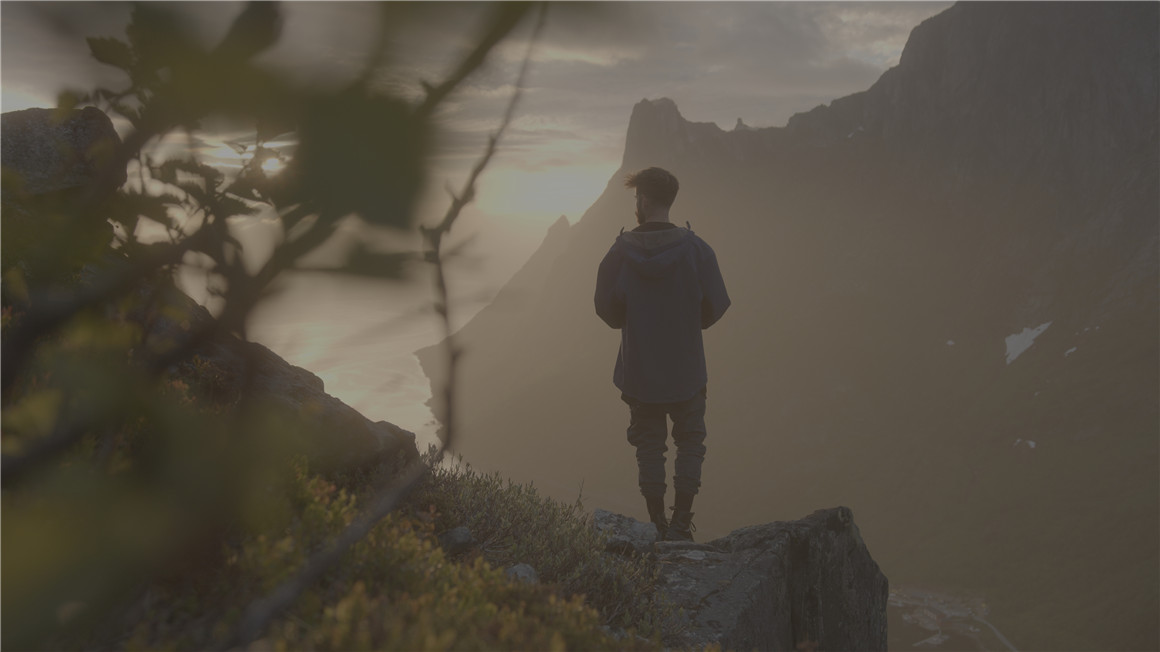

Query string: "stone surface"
[438, 526, 475, 557]
[1, 106, 126, 195]
[504, 563, 538, 584]
[592, 508, 660, 556]
[129, 273, 419, 471]
[2, 107, 125, 283]
[597, 506, 888, 651]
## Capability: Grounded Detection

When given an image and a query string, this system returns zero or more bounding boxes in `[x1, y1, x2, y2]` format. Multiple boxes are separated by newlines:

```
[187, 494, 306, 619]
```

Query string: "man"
[594, 166, 730, 542]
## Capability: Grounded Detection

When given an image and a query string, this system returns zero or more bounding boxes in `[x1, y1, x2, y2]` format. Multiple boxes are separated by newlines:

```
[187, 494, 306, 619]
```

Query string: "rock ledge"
[597, 506, 887, 651]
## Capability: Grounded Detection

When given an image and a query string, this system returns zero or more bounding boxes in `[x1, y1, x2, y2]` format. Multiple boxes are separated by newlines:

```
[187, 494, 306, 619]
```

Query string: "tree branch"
[221, 5, 546, 646]
[1, 228, 214, 401]
[416, 2, 531, 118]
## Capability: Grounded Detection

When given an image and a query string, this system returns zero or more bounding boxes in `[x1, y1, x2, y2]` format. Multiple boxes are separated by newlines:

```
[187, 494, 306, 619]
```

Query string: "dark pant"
[621, 388, 707, 498]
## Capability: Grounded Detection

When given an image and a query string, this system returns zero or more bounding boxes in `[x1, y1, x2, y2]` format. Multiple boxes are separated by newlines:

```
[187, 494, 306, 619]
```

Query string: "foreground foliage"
[0, 3, 676, 648]
[414, 455, 678, 642]
[50, 452, 667, 650]
[0, 1, 618, 648]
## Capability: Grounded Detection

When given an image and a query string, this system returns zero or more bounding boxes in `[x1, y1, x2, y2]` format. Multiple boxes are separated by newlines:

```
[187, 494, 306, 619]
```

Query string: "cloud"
[409, 1, 951, 148]
[2, 0, 953, 287]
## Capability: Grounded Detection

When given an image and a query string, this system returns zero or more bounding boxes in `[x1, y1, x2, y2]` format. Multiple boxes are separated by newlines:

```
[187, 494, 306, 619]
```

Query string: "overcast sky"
[1, 1, 952, 440]
[2, 2, 951, 238]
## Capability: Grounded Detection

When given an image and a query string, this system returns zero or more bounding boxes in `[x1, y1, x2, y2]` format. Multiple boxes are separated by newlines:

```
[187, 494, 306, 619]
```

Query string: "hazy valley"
[420, 4, 1159, 649]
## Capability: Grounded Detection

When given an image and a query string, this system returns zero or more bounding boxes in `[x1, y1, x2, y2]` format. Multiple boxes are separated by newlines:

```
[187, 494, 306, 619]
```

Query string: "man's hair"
[625, 167, 679, 208]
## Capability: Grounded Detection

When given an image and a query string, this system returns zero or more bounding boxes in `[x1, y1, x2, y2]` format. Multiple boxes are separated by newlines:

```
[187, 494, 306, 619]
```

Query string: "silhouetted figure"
[594, 167, 730, 541]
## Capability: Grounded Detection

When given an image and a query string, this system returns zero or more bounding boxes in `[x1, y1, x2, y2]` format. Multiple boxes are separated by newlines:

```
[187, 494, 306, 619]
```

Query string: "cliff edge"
[595, 506, 888, 650]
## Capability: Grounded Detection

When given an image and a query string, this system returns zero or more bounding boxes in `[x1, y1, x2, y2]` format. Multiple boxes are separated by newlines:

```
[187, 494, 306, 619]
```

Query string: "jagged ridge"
[421, 4, 1158, 650]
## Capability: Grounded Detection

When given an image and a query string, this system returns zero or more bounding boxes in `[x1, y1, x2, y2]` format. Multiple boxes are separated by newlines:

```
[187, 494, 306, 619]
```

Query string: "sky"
[1, 1, 952, 443]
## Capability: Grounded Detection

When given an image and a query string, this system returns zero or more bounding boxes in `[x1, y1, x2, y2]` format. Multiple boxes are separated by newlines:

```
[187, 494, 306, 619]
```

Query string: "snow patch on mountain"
[1004, 321, 1053, 364]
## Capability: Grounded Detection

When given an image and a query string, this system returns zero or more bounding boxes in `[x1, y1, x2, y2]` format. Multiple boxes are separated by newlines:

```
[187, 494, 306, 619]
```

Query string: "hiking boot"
[645, 495, 668, 542]
[649, 512, 669, 542]
[666, 509, 696, 542]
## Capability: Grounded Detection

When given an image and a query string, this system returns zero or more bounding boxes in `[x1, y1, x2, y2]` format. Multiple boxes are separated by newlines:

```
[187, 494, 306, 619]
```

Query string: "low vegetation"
[2, 4, 686, 649]
[46, 446, 676, 650]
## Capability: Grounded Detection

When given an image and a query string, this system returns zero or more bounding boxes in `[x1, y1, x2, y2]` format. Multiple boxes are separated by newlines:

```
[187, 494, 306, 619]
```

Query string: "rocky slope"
[420, 3, 1159, 650]
[1, 106, 419, 475]
[595, 506, 888, 651]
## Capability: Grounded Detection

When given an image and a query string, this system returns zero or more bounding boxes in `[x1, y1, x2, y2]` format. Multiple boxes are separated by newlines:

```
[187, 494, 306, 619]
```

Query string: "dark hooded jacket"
[594, 224, 730, 403]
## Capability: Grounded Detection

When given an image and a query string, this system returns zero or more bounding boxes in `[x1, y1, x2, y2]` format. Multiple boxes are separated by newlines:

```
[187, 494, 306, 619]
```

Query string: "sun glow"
[261, 156, 285, 175]
[474, 163, 617, 224]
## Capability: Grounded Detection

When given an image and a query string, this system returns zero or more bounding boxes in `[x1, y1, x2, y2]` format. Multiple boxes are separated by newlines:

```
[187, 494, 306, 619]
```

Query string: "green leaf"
[215, 2, 282, 61]
[293, 88, 427, 228]
[87, 37, 134, 71]
[126, 3, 199, 73]
[1, 389, 64, 443]
[54, 90, 83, 113]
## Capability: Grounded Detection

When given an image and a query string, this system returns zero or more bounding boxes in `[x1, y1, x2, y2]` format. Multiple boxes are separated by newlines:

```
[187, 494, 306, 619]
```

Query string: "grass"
[49, 446, 677, 651]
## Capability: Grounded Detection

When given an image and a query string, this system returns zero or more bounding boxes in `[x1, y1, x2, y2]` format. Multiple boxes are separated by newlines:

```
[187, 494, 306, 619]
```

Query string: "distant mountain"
[419, 3, 1158, 649]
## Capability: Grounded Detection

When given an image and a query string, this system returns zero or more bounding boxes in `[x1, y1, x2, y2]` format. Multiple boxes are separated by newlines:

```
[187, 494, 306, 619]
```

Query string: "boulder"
[592, 508, 660, 555]
[438, 526, 475, 558]
[137, 279, 419, 473]
[504, 563, 538, 584]
[2, 107, 125, 282]
[598, 506, 888, 651]
[1, 106, 125, 195]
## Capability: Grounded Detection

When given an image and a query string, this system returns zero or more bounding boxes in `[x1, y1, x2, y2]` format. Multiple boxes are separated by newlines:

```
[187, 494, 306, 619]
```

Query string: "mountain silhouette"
[420, 3, 1159, 649]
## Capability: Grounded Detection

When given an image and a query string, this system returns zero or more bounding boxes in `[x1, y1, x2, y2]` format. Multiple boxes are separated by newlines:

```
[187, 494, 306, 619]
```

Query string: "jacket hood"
[616, 227, 694, 278]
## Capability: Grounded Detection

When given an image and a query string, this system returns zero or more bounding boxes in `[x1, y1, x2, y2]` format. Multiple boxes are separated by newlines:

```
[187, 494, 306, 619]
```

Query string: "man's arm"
[699, 242, 730, 329]
[595, 244, 626, 328]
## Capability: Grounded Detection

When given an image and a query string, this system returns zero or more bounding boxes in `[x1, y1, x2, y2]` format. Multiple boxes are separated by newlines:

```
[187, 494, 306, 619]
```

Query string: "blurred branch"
[2, 4, 282, 400]
[416, 2, 531, 118]
[224, 4, 546, 647]
[424, 1, 545, 451]
[227, 458, 428, 648]
[1, 228, 214, 401]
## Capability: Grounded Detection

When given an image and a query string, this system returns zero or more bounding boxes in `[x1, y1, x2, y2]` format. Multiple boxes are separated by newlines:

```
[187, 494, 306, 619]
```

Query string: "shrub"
[409, 452, 678, 643]
[100, 456, 663, 650]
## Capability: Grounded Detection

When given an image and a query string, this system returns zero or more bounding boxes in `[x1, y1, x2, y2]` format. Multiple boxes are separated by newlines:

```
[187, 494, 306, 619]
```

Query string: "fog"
[1, 0, 952, 445]
[3, 2, 1155, 650]
[418, 5, 1159, 649]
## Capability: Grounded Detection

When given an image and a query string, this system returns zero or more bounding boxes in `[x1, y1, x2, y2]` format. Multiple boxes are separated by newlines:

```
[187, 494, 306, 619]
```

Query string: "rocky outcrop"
[786, 3, 1159, 193]
[504, 563, 539, 584]
[593, 509, 661, 556]
[1, 106, 126, 195]
[2, 105, 418, 474]
[2, 107, 128, 283]
[438, 526, 476, 558]
[133, 276, 418, 473]
[597, 507, 888, 651]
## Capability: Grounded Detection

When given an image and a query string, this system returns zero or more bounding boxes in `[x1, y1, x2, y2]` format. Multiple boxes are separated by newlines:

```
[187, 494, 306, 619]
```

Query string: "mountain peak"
[621, 97, 728, 171]
[621, 98, 686, 170]
[784, 2, 1159, 190]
